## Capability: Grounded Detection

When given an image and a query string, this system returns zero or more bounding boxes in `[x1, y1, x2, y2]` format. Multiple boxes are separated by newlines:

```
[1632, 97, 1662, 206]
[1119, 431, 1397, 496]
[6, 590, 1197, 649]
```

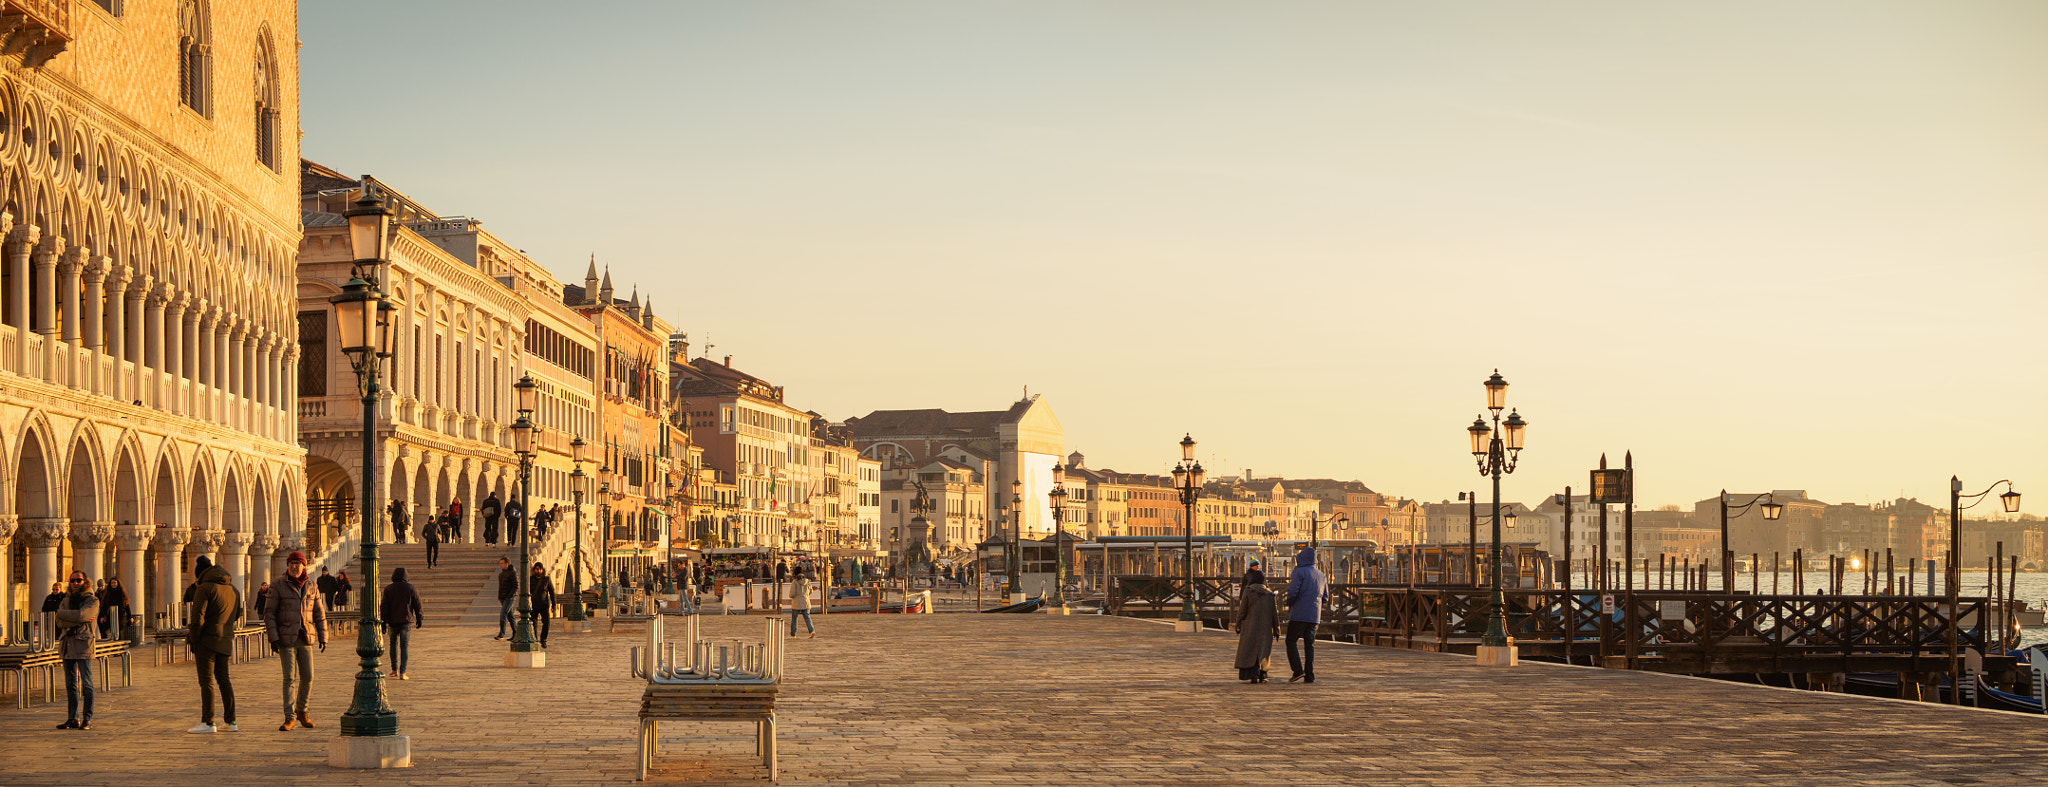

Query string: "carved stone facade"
[0, 0, 306, 643]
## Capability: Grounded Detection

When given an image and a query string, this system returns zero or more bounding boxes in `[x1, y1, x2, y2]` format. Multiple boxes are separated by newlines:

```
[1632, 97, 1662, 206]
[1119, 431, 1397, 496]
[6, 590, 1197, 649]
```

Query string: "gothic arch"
[111, 432, 144, 526]
[62, 424, 106, 521]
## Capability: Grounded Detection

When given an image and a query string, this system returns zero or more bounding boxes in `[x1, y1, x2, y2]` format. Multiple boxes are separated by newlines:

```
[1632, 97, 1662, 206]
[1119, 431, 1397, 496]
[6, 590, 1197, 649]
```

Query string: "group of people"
[1233, 546, 1328, 685]
[494, 557, 556, 646]
[46, 550, 428, 735]
[40, 577, 135, 641]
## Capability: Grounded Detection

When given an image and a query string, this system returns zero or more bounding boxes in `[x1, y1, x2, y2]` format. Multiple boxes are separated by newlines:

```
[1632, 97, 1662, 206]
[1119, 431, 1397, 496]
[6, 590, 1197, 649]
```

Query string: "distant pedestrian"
[264, 551, 327, 731]
[1282, 547, 1327, 684]
[43, 582, 64, 614]
[53, 570, 99, 730]
[186, 557, 242, 733]
[481, 493, 502, 545]
[494, 557, 517, 640]
[448, 497, 465, 537]
[776, 560, 789, 584]
[97, 577, 131, 640]
[380, 567, 423, 680]
[253, 581, 271, 620]
[530, 563, 554, 647]
[393, 505, 409, 544]
[1234, 572, 1279, 683]
[1242, 559, 1264, 588]
[423, 513, 442, 568]
[316, 566, 338, 611]
[334, 570, 354, 610]
[789, 573, 815, 639]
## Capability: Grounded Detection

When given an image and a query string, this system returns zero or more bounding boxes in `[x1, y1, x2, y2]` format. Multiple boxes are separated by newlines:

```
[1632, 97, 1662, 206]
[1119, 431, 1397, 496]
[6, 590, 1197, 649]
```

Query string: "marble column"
[7, 222, 35, 375]
[219, 531, 253, 600]
[126, 275, 149, 405]
[230, 319, 248, 431]
[22, 518, 70, 614]
[171, 294, 193, 415]
[143, 283, 168, 409]
[0, 515, 17, 643]
[31, 233, 62, 380]
[153, 525, 192, 630]
[104, 266, 129, 402]
[198, 306, 219, 423]
[69, 520, 115, 582]
[56, 246, 83, 387]
[248, 533, 279, 597]
[286, 347, 300, 443]
[82, 256, 107, 395]
[115, 523, 153, 639]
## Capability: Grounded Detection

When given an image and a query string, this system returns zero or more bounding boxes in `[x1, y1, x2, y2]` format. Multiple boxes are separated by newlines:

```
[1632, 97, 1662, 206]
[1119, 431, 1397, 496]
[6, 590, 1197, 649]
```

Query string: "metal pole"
[1720, 490, 1731, 594]
[566, 489, 585, 623]
[510, 454, 537, 655]
[1482, 431, 1509, 647]
[338, 302, 396, 737]
[1467, 493, 1477, 586]
[1561, 486, 1572, 665]
[1179, 485, 1197, 624]
[1947, 476, 1961, 704]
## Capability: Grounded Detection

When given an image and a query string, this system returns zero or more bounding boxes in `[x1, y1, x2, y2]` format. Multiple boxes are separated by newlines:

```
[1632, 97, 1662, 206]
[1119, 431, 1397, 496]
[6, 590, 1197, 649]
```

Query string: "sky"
[298, 1, 2047, 515]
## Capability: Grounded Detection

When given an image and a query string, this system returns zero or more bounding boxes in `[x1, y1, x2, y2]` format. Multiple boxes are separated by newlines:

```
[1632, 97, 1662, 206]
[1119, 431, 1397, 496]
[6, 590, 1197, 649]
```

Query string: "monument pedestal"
[1476, 644, 1519, 667]
[329, 734, 411, 769]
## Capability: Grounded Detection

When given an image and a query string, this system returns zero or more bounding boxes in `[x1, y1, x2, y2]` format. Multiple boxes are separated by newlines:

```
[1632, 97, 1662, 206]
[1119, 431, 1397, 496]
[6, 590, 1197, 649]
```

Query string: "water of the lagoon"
[1587, 569, 2048, 649]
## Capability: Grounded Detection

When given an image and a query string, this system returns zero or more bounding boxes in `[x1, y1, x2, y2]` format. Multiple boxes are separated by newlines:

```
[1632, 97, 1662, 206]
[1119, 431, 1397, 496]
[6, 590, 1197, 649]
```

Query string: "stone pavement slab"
[2, 612, 2044, 785]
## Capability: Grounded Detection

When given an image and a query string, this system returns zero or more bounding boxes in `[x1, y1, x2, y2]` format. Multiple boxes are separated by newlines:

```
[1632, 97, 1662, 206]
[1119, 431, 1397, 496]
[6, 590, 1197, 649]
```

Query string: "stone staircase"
[339, 541, 514, 629]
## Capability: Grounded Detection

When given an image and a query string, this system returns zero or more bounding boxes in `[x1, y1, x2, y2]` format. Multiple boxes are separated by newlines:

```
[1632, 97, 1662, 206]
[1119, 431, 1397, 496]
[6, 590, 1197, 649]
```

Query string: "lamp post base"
[329, 734, 412, 769]
[1476, 643, 1519, 667]
[1173, 619, 1202, 633]
[1010, 592, 1025, 605]
[561, 618, 594, 635]
[505, 650, 547, 669]
[1043, 604, 1070, 616]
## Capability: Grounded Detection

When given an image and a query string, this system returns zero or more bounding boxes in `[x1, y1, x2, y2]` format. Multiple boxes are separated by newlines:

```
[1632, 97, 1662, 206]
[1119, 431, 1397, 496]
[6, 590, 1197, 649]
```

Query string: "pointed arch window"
[178, 0, 212, 116]
[254, 33, 280, 170]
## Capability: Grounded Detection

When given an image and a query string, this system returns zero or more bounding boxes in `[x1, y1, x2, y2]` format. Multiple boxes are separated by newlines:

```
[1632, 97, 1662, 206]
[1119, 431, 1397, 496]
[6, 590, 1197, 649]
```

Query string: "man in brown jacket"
[263, 551, 326, 731]
[53, 570, 99, 730]
[186, 556, 243, 733]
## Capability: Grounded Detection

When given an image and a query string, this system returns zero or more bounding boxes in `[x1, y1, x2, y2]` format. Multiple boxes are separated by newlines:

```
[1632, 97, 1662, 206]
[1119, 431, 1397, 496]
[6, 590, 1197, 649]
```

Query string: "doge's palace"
[0, 0, 305, 641]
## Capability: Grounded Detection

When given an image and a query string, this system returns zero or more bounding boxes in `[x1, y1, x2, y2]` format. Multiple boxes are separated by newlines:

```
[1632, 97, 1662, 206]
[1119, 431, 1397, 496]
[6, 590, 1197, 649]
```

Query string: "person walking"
[529, 563, 554, 647]
[423, 512, 442, 569]
[393, 504, 409, 544]
[264, 551, 327, 731]
[494, 557, 517, 640]
[333, 570, 354, 610]
[316, 566, 338, 611]
[380, 567, 423, 680]
[789, 569, 816, 639]
[447, 497, 465, 541]
[186, 556, 242, 733]
[253, 581, 271, 621]
[481, 493, 502, 545]
[96, 577, 131, 640]
[1282, 546, 1327, 684]
[1234, 565, 1278, 683]
[52, 570, 99, 730]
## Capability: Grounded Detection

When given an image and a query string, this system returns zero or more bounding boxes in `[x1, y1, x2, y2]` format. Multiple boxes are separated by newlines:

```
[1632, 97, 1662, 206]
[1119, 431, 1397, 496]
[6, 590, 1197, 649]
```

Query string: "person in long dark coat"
[423, 512, 442, 569]
[481, 493, 503, 545]
[1233, 569, 1279, 683]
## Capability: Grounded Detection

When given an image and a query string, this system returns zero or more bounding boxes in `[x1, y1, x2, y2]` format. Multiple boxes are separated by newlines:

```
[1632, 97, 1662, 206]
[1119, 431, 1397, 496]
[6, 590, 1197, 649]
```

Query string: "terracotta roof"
[845, 399, 1036, 438]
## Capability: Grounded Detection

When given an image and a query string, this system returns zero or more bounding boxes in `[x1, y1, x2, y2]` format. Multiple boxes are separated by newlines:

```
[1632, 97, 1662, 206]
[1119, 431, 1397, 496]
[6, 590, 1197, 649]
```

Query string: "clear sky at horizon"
[299, 1, 2046, 514]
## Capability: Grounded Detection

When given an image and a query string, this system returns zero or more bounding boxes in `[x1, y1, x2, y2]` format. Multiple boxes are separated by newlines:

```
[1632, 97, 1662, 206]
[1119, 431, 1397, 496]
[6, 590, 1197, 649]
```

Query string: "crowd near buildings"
[1, 0, 2042, 645]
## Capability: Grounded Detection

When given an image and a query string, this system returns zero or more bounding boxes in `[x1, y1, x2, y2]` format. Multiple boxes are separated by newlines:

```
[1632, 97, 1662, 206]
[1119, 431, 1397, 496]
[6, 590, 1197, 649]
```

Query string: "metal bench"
[631, 614, 784, 781]
[1, 641, 130, 709]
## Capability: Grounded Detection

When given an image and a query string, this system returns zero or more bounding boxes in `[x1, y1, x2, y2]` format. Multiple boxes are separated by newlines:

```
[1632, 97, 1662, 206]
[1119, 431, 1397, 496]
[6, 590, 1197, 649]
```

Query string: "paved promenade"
[4, 611, 2046, 785]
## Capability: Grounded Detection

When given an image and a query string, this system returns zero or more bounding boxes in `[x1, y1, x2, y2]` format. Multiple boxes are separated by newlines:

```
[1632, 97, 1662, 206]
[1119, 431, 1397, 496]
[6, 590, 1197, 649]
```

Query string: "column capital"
[22, 517, 69, 547]
[107, 262, 133, 287]
[69, 520, 115, 546]
[10, 222, 42, 249]
[84, 255, 111, 283]
[153, 525, 193, 549]
[0, 513, 18, 542]
[221, 531, 255, 552]
[275, 534, 306, 554]
[33, 233, 66, 264]
[192, 528, 226, 549]
[171, 290, 193, 312]
[148, 281, 175, 305]
[251, 533, 280, 552]
[58, 245, 90, 273]
[115, 523, 155, 551]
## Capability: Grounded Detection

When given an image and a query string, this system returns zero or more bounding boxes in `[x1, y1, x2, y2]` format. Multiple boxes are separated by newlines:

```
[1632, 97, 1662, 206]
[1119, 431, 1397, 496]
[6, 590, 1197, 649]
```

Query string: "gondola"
[982, 597, 1046, 614]
[823, 596, 926, 614]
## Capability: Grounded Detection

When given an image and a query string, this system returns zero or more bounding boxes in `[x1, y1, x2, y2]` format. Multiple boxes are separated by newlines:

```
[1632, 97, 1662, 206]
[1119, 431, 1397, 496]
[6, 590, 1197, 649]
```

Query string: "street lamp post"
[597, 467, 612, 606]
[506, 375, 544, 668]
[1007, 481, 1024, 604]
[1048, 463, 1070, 614]
[565, 438, 589, 624]
[329, 188, 409, 767]
[1718, 491, 1783, 594]
[1172, 434, 1206, 633]
[1309, 511, 1347, 550]
[1467, 370, 1528, 667]
[1947, 476, 2020, 705]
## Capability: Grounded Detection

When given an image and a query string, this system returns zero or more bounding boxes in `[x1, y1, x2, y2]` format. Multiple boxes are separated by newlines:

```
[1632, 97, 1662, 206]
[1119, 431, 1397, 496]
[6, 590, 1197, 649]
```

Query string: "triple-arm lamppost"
[1466, 371, 1527, 667]
[1947, 476, 2020, 704]
[507, 374, 543, 667]
[1717, 492, 1783, 594]
[329, 188, 407, 766]
[1048, 463, 1070, 614]
[565, 437, 590, 624]
[1171, 434, 1206, 632]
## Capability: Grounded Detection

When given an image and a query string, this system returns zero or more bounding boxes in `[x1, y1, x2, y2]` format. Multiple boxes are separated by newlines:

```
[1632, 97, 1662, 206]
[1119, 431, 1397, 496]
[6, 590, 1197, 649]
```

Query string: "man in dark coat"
[481, 493, 503, 545]
[1283, 547, 1328, 684]
[264, 551, 327, 731]
[423, 511, 442, 569]
[529, 562, 555, 647]
[42, 581, 64, 613]
[316, 566, 338, 611]
[495, 557, 517, 640]
[186, 557, 242, 732]
[380, 566, 424, 680]
[52, 570, 99, 729]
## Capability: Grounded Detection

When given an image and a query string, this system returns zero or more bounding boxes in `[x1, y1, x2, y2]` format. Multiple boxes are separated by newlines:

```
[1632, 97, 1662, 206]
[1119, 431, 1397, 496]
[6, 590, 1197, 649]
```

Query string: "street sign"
[1599, 593, 1616, 615]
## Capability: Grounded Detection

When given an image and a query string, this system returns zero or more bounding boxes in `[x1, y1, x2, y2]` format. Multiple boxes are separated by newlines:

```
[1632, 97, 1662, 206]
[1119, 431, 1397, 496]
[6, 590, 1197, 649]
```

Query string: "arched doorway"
[304, 455, 356, 556]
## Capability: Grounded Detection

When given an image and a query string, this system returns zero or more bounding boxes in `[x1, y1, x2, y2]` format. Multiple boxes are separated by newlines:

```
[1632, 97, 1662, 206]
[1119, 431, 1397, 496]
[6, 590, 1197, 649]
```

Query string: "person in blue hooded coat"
[1283, 546, 1327, 683]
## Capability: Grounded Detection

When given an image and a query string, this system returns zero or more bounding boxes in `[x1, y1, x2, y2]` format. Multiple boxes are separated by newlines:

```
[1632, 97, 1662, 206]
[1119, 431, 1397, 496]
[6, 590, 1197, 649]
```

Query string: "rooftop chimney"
[723, 355, 732, 367]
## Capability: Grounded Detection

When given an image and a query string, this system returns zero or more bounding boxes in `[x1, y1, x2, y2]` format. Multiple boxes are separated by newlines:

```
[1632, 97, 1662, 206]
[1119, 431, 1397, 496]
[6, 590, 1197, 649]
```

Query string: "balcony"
[3, 0, 71, 68]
